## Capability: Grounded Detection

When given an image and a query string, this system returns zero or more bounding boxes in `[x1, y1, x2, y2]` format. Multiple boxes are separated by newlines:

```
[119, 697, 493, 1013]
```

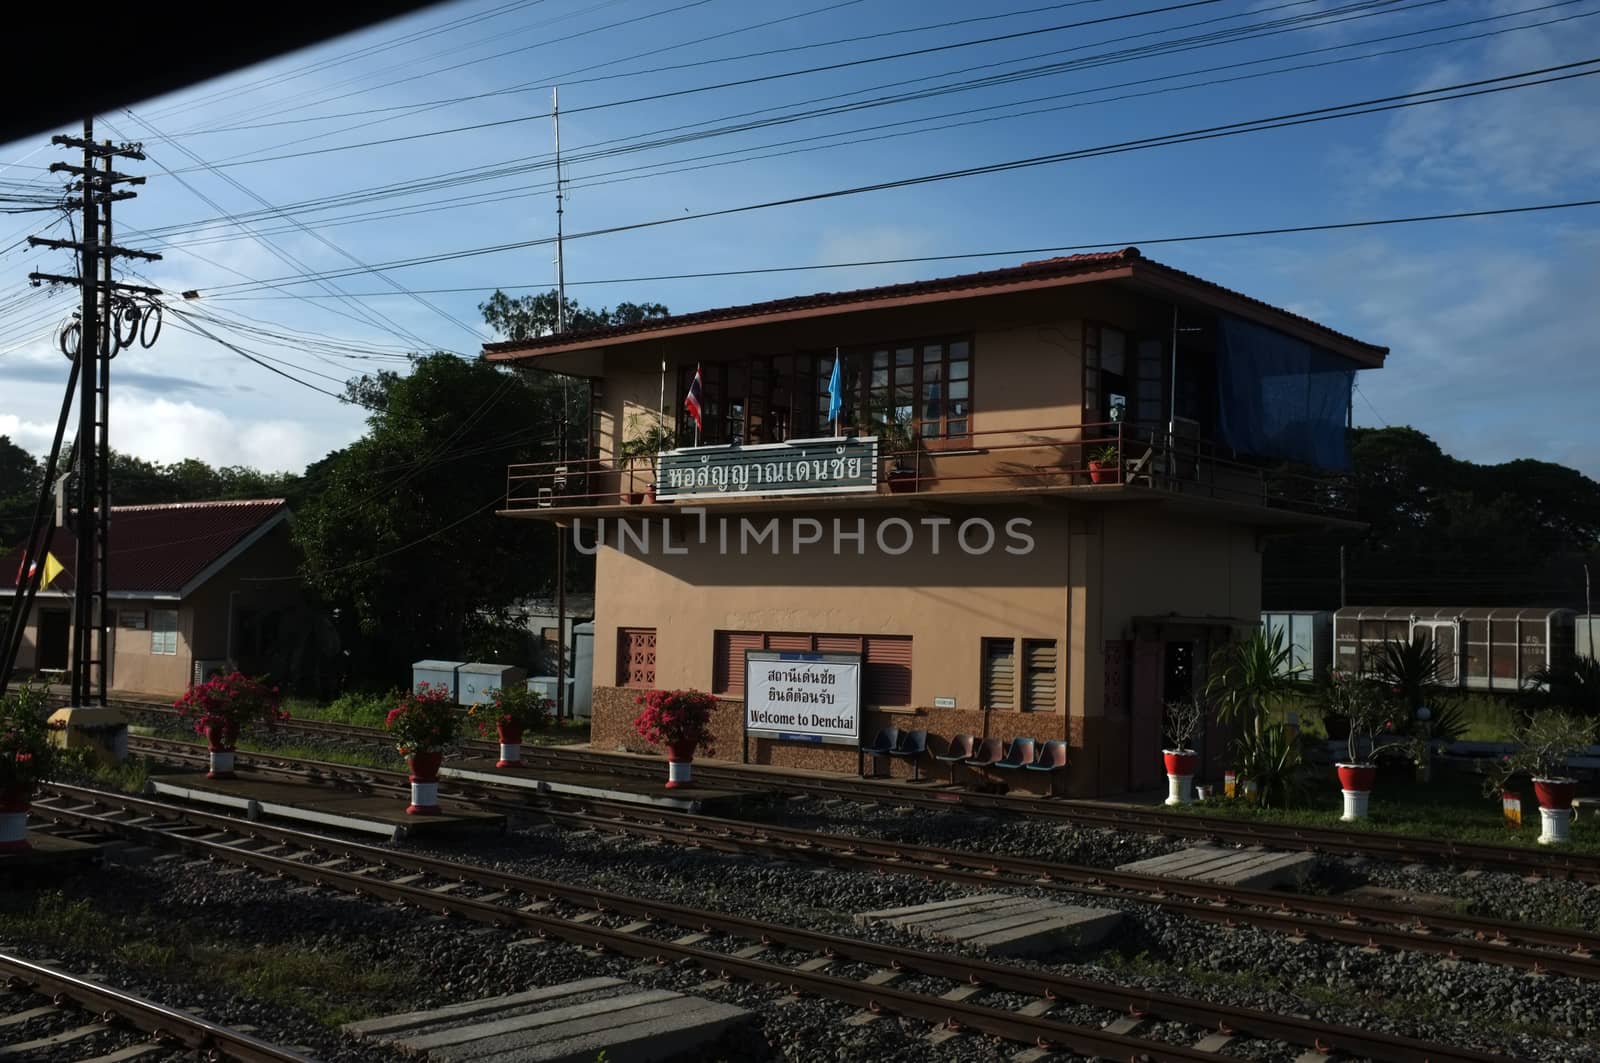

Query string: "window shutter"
[715, 631, 764, 695]
[863, 636, 911, 706]
[982, 639, 1015, 710]
[766, 633, 813, 652]
[1022, 639, 1057, 712]
[815, 635, 863, 655]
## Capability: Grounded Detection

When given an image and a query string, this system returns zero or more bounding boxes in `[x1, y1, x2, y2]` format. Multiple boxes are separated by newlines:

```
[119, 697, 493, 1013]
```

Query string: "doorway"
[37, 609, 69, 671]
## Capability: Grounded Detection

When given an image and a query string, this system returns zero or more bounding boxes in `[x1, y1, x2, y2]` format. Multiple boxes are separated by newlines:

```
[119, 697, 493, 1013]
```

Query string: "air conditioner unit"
[193, 658, 230, 685]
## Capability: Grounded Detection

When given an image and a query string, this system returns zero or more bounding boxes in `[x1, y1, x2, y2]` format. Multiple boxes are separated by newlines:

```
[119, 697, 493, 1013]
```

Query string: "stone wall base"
[592, 687, 1118, 797]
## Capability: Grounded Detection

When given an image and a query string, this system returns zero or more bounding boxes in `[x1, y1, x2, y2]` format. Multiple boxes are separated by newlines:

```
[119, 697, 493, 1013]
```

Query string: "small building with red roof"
[3, 499, 304, 696]
[485, 248, 1387, 796]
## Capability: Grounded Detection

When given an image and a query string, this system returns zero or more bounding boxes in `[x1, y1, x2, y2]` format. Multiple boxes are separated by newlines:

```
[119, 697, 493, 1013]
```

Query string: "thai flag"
[683, 364, 704, 432]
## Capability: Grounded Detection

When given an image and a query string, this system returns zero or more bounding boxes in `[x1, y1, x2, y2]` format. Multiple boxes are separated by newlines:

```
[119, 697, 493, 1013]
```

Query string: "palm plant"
[1528, 656, 1600, 718]
[1203, 627, 1302, 741]
[1370, 637, 1445, 711]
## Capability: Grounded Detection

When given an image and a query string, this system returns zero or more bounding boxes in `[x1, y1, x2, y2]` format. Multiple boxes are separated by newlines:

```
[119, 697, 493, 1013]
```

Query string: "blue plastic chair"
[934, 734, 975, 785]
[962, 736, 1004, 773]
[989, 737, 1037, 773]
[887, 729, 929, 782]
[859, 726, 900, 777]
[1024, 740, 1069, 796]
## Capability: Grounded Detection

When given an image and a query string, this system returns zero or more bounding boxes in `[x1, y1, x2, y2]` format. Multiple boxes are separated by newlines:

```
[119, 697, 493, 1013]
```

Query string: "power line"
[195, 59, 1600, 295]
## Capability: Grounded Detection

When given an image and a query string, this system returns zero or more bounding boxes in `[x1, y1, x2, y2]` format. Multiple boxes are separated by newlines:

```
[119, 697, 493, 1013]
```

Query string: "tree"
[479, 289, 669, 342]
[0, 436, 41, 551]
[292, 353, 574, 685]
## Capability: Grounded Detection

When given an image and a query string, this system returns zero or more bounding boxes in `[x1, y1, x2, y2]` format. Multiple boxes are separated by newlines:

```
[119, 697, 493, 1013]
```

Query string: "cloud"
[105, 396, 362, 473]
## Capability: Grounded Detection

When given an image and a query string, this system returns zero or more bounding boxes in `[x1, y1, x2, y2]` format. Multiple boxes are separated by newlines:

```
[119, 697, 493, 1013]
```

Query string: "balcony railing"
[505, 421, 1355, 518]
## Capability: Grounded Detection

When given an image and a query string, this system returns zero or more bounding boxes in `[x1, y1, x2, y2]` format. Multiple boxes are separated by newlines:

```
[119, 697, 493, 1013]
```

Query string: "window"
[151, 609, 178, 656]
[713, 631, 911, 706]
[672, 337, 973, 449]
[1022, 639, 1057, 712]
[617, 627, 656, 688]
[981, 638, 1015, 710]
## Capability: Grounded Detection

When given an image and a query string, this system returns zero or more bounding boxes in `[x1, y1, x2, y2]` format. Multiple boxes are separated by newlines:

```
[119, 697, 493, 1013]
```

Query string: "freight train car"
[1331, 607, 1577, 691]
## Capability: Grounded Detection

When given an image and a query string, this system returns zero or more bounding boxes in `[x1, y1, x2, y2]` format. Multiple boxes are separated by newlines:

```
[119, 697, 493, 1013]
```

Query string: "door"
[37, 609, 69, 670]
[1129, 639, 1165, 791]
[1415, 622, 1459, 686]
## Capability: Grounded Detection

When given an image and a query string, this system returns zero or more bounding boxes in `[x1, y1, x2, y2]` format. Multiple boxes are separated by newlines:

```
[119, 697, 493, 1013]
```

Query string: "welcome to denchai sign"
[655, 437, 878, 500]
[743, 650, 861, 745]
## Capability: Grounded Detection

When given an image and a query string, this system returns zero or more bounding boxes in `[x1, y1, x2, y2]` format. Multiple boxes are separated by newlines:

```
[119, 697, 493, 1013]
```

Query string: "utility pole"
[552, 86, 566, 334]
[3, 119, 162, 706]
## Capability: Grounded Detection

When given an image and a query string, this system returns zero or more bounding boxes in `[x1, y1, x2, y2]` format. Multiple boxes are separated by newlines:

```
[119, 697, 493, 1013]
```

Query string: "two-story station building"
[486, 247, 1385, 796]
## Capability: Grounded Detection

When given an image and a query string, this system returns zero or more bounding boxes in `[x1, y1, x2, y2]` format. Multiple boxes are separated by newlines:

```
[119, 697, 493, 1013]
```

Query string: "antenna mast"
[553, 86, 566, 333]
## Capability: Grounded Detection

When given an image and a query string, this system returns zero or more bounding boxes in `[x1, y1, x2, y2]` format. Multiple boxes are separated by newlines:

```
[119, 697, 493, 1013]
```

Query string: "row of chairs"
[860, 729, 1068, 791]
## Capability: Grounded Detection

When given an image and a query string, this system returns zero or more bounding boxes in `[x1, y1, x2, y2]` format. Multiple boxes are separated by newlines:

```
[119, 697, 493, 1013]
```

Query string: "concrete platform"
[443, 758, 758, 814]
[1117, 845, 1317, 889]
[147, 772, 504, 843]
[0, 829, 103, 873]
[340, 976, 752, 1062]
[855, 893, 1121, 957]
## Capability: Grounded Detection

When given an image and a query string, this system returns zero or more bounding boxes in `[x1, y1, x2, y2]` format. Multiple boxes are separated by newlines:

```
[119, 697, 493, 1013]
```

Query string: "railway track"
[125, 736, 1600, 981]
[116, 699, 1600, 883]
[29, 781, 1514, 1063]
[0, 950, 314, 1063]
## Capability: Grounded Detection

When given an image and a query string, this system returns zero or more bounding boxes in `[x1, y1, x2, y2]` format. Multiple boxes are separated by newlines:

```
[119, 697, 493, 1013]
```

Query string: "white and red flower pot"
[666, 737, 698, 789]
[1337, 762, 1377, 822]
[0, 787, 30, 853]
[407, 751, 444, 815]
[1533, 778, 1577, 845]
[205, 721, 238, 779]
[496, 722, 524, 769]
[1162, 749, 1198, 806]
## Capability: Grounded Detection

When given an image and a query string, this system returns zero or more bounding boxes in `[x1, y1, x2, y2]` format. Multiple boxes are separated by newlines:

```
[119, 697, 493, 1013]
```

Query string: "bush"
[384, 683, 461, 756]
[0, 679, 57, 797]
[172, 672, 286, 742]
[469, 685, 550, 739]
[633, 690, 717, 755]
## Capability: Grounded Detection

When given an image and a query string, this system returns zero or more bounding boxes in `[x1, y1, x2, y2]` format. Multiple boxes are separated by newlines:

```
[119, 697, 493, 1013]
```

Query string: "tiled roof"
[482, 246, 1388, 361]
[3, 499, 288, 596]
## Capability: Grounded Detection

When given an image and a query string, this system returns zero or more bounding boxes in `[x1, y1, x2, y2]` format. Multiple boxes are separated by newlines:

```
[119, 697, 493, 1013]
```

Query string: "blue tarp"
[1214, 314, 1357, 470]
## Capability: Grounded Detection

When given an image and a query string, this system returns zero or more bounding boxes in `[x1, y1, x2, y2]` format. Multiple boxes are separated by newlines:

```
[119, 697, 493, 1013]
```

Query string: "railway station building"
[488, 248, 1387, 796]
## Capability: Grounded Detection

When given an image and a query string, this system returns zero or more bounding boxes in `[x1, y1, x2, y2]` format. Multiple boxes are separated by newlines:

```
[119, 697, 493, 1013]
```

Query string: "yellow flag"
[40, 552, 64, 589]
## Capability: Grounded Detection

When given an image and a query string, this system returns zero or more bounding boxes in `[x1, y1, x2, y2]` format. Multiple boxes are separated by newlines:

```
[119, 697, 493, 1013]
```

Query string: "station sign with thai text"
[654, 437, 878, 500]
[743, 650, 861, 745]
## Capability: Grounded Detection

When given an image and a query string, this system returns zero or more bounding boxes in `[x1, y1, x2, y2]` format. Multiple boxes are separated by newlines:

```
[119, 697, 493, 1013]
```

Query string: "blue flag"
[826, 353, 843, 429]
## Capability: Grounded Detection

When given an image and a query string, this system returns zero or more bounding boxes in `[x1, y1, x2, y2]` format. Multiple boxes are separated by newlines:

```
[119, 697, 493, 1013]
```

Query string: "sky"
[1, 0, 1597, 476]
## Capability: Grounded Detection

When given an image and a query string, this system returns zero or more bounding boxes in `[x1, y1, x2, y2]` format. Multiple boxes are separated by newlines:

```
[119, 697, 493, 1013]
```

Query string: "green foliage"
[290, 689, 400, 728]
[478, 289, 670, 342]
[1319, 673, 1404, 765]
[1484, 709, 1597, 796]
[1232, 724, 1304, 809]
[0, 434, 42, 551]
[1370, 637, 1445, 708]
[294, 353, 578, 682]
[0, 679, 57, 793]
[1204, 627, 1301, 734]
[469, 684, 551, 737]
[1528, 655, 1600, 718]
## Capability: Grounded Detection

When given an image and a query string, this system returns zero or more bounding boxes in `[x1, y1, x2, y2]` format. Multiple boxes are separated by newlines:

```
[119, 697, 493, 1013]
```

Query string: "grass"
[0, 892, 415, 1027]
[1282, 691, 1520, 743]
[1179, 768, 1600, 854]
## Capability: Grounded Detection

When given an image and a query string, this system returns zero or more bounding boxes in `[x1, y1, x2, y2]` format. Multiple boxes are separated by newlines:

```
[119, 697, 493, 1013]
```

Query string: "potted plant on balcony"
[0, 680, 56, 853]
[619, 414, 673, 505]
[1088, 444, 1119, 485]
[871, 414, 918, 493]
[386, 682, 462, 815]
[1322, 671, 1419, 821]
[633, 689, 717, 788]
[1162, 695, 1205, 805]
[172, 670, 287, 779]
[1486, 709, 1595, 845]
[469, 685, 551, 768]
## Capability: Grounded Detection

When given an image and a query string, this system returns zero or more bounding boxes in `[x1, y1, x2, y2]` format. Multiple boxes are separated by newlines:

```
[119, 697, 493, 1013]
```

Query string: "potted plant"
[633, 689, 717, 788]
[1371, 637, 1448, 781]
[469, 685, 551, 769]
[386, 682, 462, 815]
[1162, 695, 1204, 805]
[1321, 671, 1420, 821]
[1486, 709, 1595, 845]
[172, 670, 287, 779]
[876, 417, 918, 493]
[1088, 444, 1120, 485]
[0, 680, 57, 853]
[618, 414, 673, 504]
[1204, 627, 1302, 806]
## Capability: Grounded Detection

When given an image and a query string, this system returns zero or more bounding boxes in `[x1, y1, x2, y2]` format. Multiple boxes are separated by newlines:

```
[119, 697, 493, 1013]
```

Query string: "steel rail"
[124, 736, 1600, 977]
[114, 704, 1600, 882]
[0, 951, 316, 1063]
[32, 782, 1509, 1063]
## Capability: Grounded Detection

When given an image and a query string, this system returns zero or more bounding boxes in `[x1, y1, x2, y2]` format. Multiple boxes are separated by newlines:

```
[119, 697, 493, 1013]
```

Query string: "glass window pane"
[894, 366, 913, 386]
[1102, 329, 1126, 375]
[896, 347, 914, 366]
[950, 340, 969, 360]
[873, 349, 889, 369]
[948, 380, 969, 401]
[923, 344, 942, 364]
[923, 361, 942, 382]
[923, 382, 942, 419]
[949, 361, 969, 381]
[920, 419, 939, 437]
[871, 367, 888, 388]
[947, 418, 967, 435]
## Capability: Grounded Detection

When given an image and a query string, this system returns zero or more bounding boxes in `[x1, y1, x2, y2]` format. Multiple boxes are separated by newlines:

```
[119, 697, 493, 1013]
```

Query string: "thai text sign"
[655, 437, 878, 500]
[743, 650, 861, 745]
